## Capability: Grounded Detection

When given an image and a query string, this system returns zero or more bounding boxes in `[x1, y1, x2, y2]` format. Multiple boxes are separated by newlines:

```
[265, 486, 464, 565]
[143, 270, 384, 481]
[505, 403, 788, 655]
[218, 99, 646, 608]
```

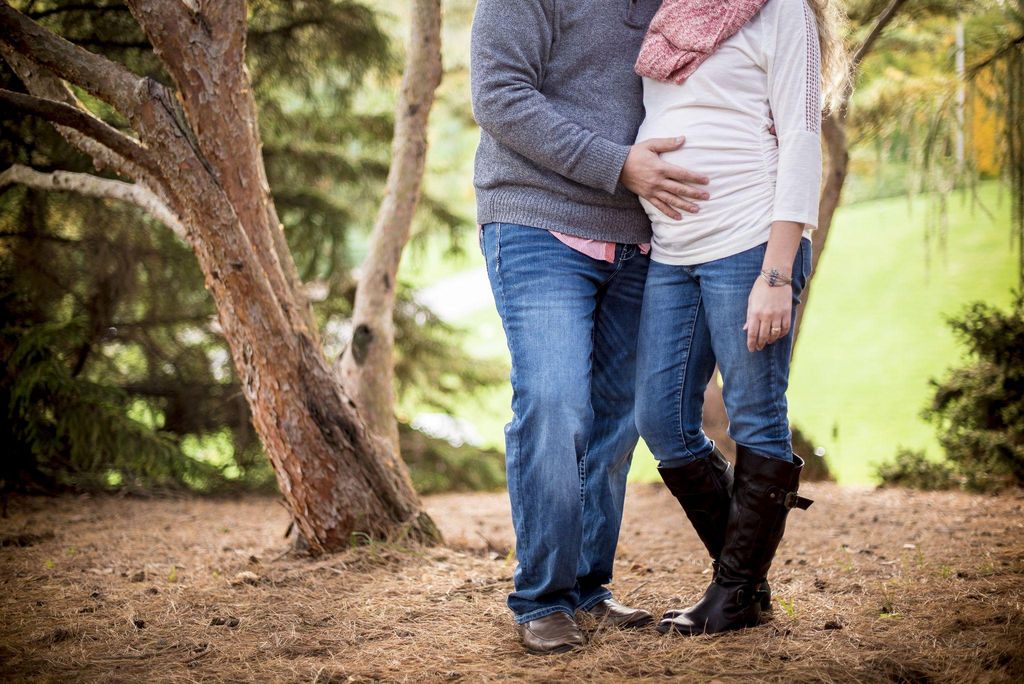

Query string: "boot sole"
[661, 593, 772, 621]
[658, 619, 759, 636]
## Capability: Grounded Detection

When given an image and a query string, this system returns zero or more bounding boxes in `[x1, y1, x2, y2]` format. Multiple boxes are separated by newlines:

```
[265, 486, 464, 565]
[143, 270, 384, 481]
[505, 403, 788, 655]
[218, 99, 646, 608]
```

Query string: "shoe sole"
[523, 642, 582, 655]
[621, 615, 655, 629]
[592, 614, 655, 630]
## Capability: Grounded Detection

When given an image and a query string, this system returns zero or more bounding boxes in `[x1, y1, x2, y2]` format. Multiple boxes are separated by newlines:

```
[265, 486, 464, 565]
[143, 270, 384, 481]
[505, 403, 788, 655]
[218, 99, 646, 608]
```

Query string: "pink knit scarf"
[635, 0, 769, 84]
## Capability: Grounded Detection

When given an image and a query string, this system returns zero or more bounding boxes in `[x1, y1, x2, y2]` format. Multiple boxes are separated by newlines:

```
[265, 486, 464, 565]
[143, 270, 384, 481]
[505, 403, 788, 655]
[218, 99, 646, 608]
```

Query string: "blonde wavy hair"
[808, 0, 852, 113]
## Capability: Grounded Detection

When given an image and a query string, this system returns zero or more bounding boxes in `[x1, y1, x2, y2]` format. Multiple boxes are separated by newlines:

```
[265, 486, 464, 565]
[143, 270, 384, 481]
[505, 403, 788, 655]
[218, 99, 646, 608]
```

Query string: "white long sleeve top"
[636, 0, 823, 265]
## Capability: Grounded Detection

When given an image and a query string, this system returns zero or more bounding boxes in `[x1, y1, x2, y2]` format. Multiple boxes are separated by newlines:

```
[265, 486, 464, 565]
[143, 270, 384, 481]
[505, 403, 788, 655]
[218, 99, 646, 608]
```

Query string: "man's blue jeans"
[635, 239, 813, 467]
[481, 222, 649, 624]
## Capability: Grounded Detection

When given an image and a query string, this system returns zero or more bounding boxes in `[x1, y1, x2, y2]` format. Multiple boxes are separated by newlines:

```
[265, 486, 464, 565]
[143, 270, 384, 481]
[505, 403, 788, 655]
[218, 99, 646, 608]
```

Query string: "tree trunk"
[339, 0, 443, 455]
[792, 113, 849, 345]
[701, 373, 735, 459]
[0, 1, 442, 553]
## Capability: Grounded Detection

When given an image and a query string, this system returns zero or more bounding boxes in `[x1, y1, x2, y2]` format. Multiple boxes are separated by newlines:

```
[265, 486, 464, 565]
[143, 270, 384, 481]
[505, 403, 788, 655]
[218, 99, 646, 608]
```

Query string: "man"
[471, 0, 710, 654]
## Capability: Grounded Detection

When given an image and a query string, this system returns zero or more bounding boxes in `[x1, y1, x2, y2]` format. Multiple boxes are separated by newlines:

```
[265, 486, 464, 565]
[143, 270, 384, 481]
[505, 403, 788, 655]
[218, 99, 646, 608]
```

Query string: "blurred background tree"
[0, 0, 502, 497]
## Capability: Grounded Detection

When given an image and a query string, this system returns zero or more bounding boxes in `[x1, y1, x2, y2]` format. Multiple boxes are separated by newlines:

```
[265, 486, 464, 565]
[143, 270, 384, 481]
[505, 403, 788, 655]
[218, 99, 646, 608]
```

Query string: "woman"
[632, 0, 848, 635]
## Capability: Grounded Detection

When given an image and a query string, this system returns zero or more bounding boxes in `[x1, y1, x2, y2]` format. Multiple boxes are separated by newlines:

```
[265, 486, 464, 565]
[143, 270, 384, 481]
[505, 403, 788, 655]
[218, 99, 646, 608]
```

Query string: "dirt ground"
[1, 482, 1022, 683]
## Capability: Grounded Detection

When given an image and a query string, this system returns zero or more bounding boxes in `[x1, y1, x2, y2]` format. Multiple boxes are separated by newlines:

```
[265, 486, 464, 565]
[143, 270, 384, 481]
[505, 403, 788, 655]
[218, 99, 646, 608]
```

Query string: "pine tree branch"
[73, 38, 151, 50]
[0, 88, 160, 180]
[0, 2, 149, 121]
[852, 0, 910, 67]
[0, 43, 150, 183]
[0, 164, 186, 238]
[967, 33, 1024, 78]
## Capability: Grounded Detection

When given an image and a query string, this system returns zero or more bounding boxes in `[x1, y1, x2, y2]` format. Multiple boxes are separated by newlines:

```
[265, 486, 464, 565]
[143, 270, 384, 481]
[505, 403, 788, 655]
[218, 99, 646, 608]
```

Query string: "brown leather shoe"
[517, 612, 585, 655]
[586, 598, 654, 629]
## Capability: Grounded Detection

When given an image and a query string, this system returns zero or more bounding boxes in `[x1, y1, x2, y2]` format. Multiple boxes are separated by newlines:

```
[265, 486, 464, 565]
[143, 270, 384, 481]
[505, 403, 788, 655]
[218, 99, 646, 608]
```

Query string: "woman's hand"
[744, 278, 792, 352]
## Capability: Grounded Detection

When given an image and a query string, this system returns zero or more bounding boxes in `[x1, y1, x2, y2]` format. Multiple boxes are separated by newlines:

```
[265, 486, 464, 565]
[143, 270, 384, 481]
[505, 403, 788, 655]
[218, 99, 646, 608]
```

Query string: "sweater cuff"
[573, 136, 631, 195]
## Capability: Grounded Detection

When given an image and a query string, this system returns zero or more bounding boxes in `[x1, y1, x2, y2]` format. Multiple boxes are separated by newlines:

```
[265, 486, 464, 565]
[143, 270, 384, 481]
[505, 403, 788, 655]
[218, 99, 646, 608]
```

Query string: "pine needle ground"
[1, 483, 1022, 682]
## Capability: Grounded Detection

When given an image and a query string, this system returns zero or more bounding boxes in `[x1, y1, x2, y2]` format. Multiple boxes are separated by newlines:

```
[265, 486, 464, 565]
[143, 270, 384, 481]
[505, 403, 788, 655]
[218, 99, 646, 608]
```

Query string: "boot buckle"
[784, 492, 813, 510]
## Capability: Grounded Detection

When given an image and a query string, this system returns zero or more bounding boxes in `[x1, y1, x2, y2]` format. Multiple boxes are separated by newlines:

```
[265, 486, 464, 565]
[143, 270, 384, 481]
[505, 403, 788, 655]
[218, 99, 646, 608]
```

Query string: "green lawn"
[785, 182, 1016, 483]
[398, 182, 1017, 485]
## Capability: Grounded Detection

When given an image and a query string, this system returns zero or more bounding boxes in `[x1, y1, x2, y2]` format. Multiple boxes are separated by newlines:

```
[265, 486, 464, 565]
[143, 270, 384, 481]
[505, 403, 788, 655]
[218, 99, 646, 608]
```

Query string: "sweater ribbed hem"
[477, 187, 652, 244]
[573, 137, 633, 195]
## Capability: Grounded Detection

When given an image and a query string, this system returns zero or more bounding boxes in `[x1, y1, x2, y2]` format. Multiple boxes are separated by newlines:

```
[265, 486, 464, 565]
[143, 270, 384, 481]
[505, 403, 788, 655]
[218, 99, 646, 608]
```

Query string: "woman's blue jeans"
[635, 239, 813, 467]
[481, 222, 649, 624]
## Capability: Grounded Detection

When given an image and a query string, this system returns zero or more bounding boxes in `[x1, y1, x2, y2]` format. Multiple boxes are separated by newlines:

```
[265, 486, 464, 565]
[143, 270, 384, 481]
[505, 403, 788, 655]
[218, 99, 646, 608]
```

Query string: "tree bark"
[793, 113, 849, 344]
[0, 1, 441, 553]
[339, 0, 443, 454]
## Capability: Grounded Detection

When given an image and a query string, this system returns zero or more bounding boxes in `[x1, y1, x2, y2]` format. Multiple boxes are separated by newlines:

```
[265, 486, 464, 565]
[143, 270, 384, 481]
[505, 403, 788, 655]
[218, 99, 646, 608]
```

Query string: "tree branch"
[852, 0, 910, 67]
[0, 43, 151, 183]
[967, 33, 1024, 78]
[0, 88, 159, 179]
[126, 0, 314, 339]
[0, 2, 149, 121]
[339, 0, 443, 451]
[0, 164, 185, 238]
[126, 0, 246, 63]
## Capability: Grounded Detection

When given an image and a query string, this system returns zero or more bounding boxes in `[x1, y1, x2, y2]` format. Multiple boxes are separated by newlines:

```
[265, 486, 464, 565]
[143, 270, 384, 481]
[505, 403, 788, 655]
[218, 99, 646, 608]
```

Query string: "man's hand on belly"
[620, 137, 710, 220]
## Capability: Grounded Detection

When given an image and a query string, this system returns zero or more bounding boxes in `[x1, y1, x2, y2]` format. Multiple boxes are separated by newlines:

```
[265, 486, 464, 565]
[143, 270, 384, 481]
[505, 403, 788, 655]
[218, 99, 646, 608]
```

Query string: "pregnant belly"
[637, 133, 779, 260]
[656, 142, 776, 215]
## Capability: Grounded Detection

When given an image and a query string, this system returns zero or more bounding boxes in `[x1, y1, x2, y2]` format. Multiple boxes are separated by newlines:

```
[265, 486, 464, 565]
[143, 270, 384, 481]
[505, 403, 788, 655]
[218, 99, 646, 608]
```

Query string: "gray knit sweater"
[470, 0, 659, 244]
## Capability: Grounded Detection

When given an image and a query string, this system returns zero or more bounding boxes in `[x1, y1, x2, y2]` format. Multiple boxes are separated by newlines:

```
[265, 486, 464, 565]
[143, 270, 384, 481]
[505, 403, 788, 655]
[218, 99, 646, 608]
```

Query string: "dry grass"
[1, 483, 1022, 683]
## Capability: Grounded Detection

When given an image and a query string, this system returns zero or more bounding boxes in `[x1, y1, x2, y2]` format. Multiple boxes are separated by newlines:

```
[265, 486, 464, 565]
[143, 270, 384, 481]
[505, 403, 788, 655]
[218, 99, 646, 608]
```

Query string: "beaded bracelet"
[760, 268, 793, 287]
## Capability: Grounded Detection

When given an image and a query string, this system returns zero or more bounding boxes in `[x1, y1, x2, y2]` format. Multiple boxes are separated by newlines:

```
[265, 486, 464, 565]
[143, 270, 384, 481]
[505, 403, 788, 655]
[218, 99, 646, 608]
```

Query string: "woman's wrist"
[761, 221, 803, 284]
[759, 263, 793, 277]
[758, 268, 793, 287]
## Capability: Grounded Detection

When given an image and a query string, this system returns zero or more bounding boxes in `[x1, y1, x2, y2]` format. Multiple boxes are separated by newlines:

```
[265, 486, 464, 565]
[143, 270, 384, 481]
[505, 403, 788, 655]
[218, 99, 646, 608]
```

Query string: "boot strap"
[768, 486, 813, 510]
[734, 585, 758, 607]
[784, 491, 813, 510]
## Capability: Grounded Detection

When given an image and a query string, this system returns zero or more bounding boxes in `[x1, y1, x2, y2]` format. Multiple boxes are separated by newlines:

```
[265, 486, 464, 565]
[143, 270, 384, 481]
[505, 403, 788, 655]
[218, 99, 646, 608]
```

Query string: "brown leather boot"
[586, 598, 654, 629]
[517, 612, 585, 654]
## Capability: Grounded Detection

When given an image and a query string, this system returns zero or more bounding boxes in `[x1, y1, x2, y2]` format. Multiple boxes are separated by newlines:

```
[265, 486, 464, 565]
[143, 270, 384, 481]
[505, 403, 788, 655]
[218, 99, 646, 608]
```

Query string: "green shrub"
[926, 294, 1024, 490]
[877, 294, 1024, 491]
[876, 448, 959, 490]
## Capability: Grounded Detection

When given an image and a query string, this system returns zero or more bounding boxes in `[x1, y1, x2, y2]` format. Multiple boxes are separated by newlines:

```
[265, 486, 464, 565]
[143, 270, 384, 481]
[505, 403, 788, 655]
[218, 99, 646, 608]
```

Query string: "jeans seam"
[769, 338, 786, 443]
[494, 223, 527, 561]
[674, 288, 703, 458]
[767, 244, 798, 449]
[494, 222, 502, 275]
[579, 291, 597, 540]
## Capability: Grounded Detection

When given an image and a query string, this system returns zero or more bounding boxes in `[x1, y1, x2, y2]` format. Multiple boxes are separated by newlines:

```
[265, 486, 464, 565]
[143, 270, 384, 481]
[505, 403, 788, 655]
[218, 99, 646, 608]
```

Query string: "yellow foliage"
[969, 71, 1001, 177]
